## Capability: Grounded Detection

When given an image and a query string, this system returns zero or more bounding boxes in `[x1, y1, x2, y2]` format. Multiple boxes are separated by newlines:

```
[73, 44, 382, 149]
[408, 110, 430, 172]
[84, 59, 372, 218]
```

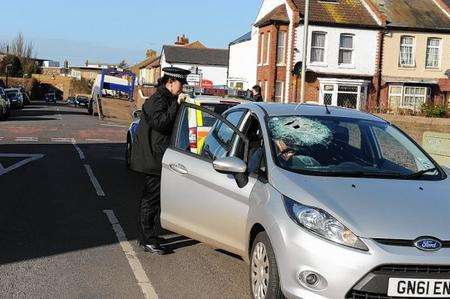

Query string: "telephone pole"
[300, 0, 310, 103]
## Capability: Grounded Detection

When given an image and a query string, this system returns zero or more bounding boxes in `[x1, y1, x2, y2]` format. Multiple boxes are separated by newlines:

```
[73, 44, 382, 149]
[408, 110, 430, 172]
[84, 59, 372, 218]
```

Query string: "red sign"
[201, 80, 213, 89]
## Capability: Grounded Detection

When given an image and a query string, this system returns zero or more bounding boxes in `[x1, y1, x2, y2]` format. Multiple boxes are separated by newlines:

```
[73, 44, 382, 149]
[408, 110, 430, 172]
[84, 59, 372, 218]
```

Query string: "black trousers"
[138, 175, 162, 245]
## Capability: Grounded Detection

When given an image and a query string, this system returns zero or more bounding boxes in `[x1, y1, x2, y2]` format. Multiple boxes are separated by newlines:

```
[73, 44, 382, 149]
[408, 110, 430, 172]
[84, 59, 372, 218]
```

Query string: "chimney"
[174, 34, 190, 46]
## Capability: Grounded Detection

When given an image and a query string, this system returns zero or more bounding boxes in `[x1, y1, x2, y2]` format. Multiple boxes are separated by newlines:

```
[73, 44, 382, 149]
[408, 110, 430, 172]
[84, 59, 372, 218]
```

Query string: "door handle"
[169, 163, 188, 175]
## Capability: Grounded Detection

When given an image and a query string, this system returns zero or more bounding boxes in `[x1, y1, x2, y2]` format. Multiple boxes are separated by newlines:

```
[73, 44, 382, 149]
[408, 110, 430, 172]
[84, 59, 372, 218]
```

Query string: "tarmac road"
[0, 101, 250, 298]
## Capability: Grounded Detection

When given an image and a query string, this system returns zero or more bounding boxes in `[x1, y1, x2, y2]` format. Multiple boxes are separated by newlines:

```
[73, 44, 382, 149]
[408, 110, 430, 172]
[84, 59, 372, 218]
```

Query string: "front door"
[161, 105, 256, 256]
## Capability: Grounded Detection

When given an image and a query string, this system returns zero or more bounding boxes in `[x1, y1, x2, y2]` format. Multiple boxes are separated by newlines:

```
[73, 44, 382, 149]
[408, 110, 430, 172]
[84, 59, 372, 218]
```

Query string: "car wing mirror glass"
[213, 157, 247, 174]
[133, 110, 142, 120]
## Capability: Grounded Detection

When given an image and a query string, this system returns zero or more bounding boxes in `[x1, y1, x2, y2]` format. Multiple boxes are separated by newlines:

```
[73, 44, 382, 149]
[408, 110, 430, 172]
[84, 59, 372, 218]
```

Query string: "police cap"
[162, 67, 191, 85]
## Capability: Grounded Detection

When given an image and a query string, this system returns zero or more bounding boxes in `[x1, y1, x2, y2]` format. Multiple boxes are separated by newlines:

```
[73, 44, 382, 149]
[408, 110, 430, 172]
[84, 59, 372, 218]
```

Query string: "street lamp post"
[300, 0, 310, 104]
[5, 64, 13, 88]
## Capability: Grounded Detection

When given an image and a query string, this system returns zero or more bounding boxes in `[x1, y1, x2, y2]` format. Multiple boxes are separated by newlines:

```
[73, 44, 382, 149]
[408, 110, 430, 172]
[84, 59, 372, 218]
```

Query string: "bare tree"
[10, 32, 34, 58]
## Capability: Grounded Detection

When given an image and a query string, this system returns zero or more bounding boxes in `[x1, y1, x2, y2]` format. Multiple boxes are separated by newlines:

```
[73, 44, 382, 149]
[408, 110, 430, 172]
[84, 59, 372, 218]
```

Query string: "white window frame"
[274, 81, 284, 102]
[399, 36, 415, 67]
[259, 33, 264, 66]
[264, 32, 270, 65]
[276, 31, 287, 66]
[264, 80, 268, 100]
[318, 79, 369, 111]
[425, 37, 442, 69]
[338, 33, 354, 66]
[310, 31, 327, 65]
[388, 85, 428, 110]
[402, 86, 427, 110]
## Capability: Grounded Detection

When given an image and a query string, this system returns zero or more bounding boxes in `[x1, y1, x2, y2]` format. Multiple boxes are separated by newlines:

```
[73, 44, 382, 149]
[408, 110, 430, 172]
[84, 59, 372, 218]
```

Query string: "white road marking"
[0, 137, 4, 141]
[51, 137, 73, 143]
[85, 139, 110, 143]
[71, 138, 85, 160]
[15, 137, 38, 142]
[0, 153, 45, 176]
[101, 123, 128, 128]
[103, 210, 158, 299]
[84, 164, 105, 196]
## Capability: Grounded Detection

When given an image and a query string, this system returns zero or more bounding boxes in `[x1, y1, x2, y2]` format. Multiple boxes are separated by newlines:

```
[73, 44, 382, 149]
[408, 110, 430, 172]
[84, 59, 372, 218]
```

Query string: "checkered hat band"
[165, 72, 186, 79]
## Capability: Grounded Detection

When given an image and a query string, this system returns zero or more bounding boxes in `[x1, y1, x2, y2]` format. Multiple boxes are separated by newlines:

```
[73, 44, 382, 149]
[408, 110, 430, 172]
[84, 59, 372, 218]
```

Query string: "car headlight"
[283, 196, 368, 251]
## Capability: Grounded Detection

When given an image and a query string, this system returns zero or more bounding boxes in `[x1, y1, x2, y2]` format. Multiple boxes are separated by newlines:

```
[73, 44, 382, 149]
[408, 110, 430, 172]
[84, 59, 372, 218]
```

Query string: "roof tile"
[163, 46, 229, 66]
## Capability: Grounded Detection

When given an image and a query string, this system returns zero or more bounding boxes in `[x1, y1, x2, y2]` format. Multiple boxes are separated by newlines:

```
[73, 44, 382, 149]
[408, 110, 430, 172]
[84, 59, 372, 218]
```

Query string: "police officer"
[131, 67, 190, 255]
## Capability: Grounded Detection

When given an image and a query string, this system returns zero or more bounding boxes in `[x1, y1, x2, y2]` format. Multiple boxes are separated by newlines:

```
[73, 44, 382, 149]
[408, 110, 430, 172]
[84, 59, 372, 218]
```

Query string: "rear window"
[200, 103, 236, 127]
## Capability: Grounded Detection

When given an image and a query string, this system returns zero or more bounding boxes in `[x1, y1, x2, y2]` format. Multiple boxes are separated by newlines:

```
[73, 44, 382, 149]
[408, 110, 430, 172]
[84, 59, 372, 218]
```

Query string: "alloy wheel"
[251, 242, 270, 299]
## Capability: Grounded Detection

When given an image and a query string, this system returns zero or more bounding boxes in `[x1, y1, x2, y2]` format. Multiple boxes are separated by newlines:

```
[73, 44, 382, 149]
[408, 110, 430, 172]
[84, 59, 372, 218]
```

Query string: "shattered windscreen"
[267, 115, 440, 178]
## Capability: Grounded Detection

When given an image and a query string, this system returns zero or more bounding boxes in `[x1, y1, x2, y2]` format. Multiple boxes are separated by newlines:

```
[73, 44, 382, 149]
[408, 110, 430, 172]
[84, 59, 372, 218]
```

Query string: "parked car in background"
[16, 87, 30, 105]
[0, 87, 10, 118]
[45, 93, 57, 103]
[66, 96, 76, 105]
[125, 95, 245, 170]
[5, 88, 24, 109]
[74, 96, 89, 108]
[160, 102, 449, 299]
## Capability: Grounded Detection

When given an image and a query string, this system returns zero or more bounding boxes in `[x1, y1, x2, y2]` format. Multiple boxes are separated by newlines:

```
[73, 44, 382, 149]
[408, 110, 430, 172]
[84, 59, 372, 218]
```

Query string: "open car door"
[161, 103, 257, 256]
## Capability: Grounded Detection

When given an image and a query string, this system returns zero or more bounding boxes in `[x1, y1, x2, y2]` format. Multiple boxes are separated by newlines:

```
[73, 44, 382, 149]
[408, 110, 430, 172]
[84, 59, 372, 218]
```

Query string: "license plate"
[388, 278, 450, 297]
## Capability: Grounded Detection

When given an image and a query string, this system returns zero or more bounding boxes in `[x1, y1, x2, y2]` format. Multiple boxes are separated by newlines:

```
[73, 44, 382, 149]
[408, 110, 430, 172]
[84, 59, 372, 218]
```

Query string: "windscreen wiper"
[404, 167, 437, 179]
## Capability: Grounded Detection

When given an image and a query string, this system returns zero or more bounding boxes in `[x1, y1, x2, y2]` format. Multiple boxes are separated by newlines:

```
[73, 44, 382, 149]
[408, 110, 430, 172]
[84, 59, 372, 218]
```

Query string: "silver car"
[161, 102, 450, 299]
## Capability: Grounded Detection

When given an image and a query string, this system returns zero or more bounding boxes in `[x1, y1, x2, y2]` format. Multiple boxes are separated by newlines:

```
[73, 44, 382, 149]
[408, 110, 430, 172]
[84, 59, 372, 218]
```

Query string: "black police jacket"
[131, 86, 179, 175]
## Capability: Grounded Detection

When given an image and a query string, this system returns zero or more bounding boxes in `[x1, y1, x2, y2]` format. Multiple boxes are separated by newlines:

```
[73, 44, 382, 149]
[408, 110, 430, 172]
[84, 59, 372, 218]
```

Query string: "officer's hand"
[177, 93, 188, 105]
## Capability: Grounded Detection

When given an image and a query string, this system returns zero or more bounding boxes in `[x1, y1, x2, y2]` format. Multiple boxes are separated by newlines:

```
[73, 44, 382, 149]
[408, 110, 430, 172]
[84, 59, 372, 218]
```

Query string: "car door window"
[201, 111, 245, 161]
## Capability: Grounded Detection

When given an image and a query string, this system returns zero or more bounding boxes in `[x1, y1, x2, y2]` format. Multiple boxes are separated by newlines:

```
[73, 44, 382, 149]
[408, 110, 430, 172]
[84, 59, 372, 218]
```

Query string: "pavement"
[0, 101, 250, 298]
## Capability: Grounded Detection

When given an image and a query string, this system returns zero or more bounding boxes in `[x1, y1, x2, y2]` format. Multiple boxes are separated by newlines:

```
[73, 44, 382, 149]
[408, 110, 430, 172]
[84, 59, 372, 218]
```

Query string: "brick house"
[253, 0, 384, 110]
[371, 0, 450, 112]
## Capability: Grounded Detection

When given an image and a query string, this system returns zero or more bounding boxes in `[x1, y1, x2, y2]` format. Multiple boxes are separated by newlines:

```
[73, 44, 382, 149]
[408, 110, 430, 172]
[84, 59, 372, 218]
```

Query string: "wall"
[376, 113, 450, 144]
[257, 24, 289, 102]
[161, 55, 228, 86]
[382, 31, 450, 79]
[294, 25, 379, 76]
[228, 32, 258, 90]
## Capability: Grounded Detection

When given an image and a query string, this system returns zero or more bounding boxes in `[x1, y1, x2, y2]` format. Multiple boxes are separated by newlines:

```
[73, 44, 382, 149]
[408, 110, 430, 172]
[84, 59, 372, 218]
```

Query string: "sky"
[0, 0, 261, 66]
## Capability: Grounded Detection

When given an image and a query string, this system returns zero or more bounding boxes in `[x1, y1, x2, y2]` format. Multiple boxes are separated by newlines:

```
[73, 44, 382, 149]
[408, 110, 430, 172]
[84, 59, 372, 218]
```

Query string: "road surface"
[0, 101, 250, 299]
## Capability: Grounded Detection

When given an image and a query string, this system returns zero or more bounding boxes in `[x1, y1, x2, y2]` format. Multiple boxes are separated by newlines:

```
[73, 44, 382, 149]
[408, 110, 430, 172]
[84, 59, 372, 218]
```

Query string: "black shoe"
[141, 244, 168, 255]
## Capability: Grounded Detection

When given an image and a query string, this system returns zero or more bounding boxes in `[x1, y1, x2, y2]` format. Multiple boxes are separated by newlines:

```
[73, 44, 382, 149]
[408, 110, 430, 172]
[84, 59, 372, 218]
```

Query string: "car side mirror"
[132, 110, 142, 120]
[213, 157, 248, 188]
[213, 157, 247, 174]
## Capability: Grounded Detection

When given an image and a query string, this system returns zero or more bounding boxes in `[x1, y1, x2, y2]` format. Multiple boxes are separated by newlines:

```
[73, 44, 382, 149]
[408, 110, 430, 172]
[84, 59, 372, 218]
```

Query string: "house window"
[264, 32, 270, 65]
[259, 33, 264, 65]
[426, 38, 441, 68]
[403, 86, 427, 109]
[388, 85, 403, 108]
[311, 32, 326, 63]
[337, 85, 358, 109]
[277, 31, 287, 65]
[274, 81, 284, 101]
[338, 34, 353, 65]
[264, 81, 268, 100]
[389, 85, 427, 110]
[399, 36, 415, 67]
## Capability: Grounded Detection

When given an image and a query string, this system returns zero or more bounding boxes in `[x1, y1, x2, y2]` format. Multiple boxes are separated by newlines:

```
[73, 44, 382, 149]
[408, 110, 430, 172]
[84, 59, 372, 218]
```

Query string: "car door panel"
[161, 105, 256, 256]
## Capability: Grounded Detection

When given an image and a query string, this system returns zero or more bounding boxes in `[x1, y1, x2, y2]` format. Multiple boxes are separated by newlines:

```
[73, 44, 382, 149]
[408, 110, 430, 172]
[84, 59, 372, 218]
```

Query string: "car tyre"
[250, 231, 284, 299]
[125, 136, 132, 169]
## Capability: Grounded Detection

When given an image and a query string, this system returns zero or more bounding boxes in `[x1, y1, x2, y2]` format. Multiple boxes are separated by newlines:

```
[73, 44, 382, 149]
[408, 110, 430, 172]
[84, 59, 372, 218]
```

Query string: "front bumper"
[265, 203, 450, 298]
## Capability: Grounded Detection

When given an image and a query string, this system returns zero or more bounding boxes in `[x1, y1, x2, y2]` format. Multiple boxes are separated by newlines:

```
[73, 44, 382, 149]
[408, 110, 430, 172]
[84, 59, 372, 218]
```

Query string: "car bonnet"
[270, 166, 450, 241]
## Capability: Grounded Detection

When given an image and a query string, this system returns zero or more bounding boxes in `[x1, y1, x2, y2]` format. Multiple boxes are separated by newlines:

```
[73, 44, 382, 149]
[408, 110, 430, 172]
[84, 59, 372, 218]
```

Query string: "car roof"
[187, 96, 247, 105]
[234, 102, 387, 123]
